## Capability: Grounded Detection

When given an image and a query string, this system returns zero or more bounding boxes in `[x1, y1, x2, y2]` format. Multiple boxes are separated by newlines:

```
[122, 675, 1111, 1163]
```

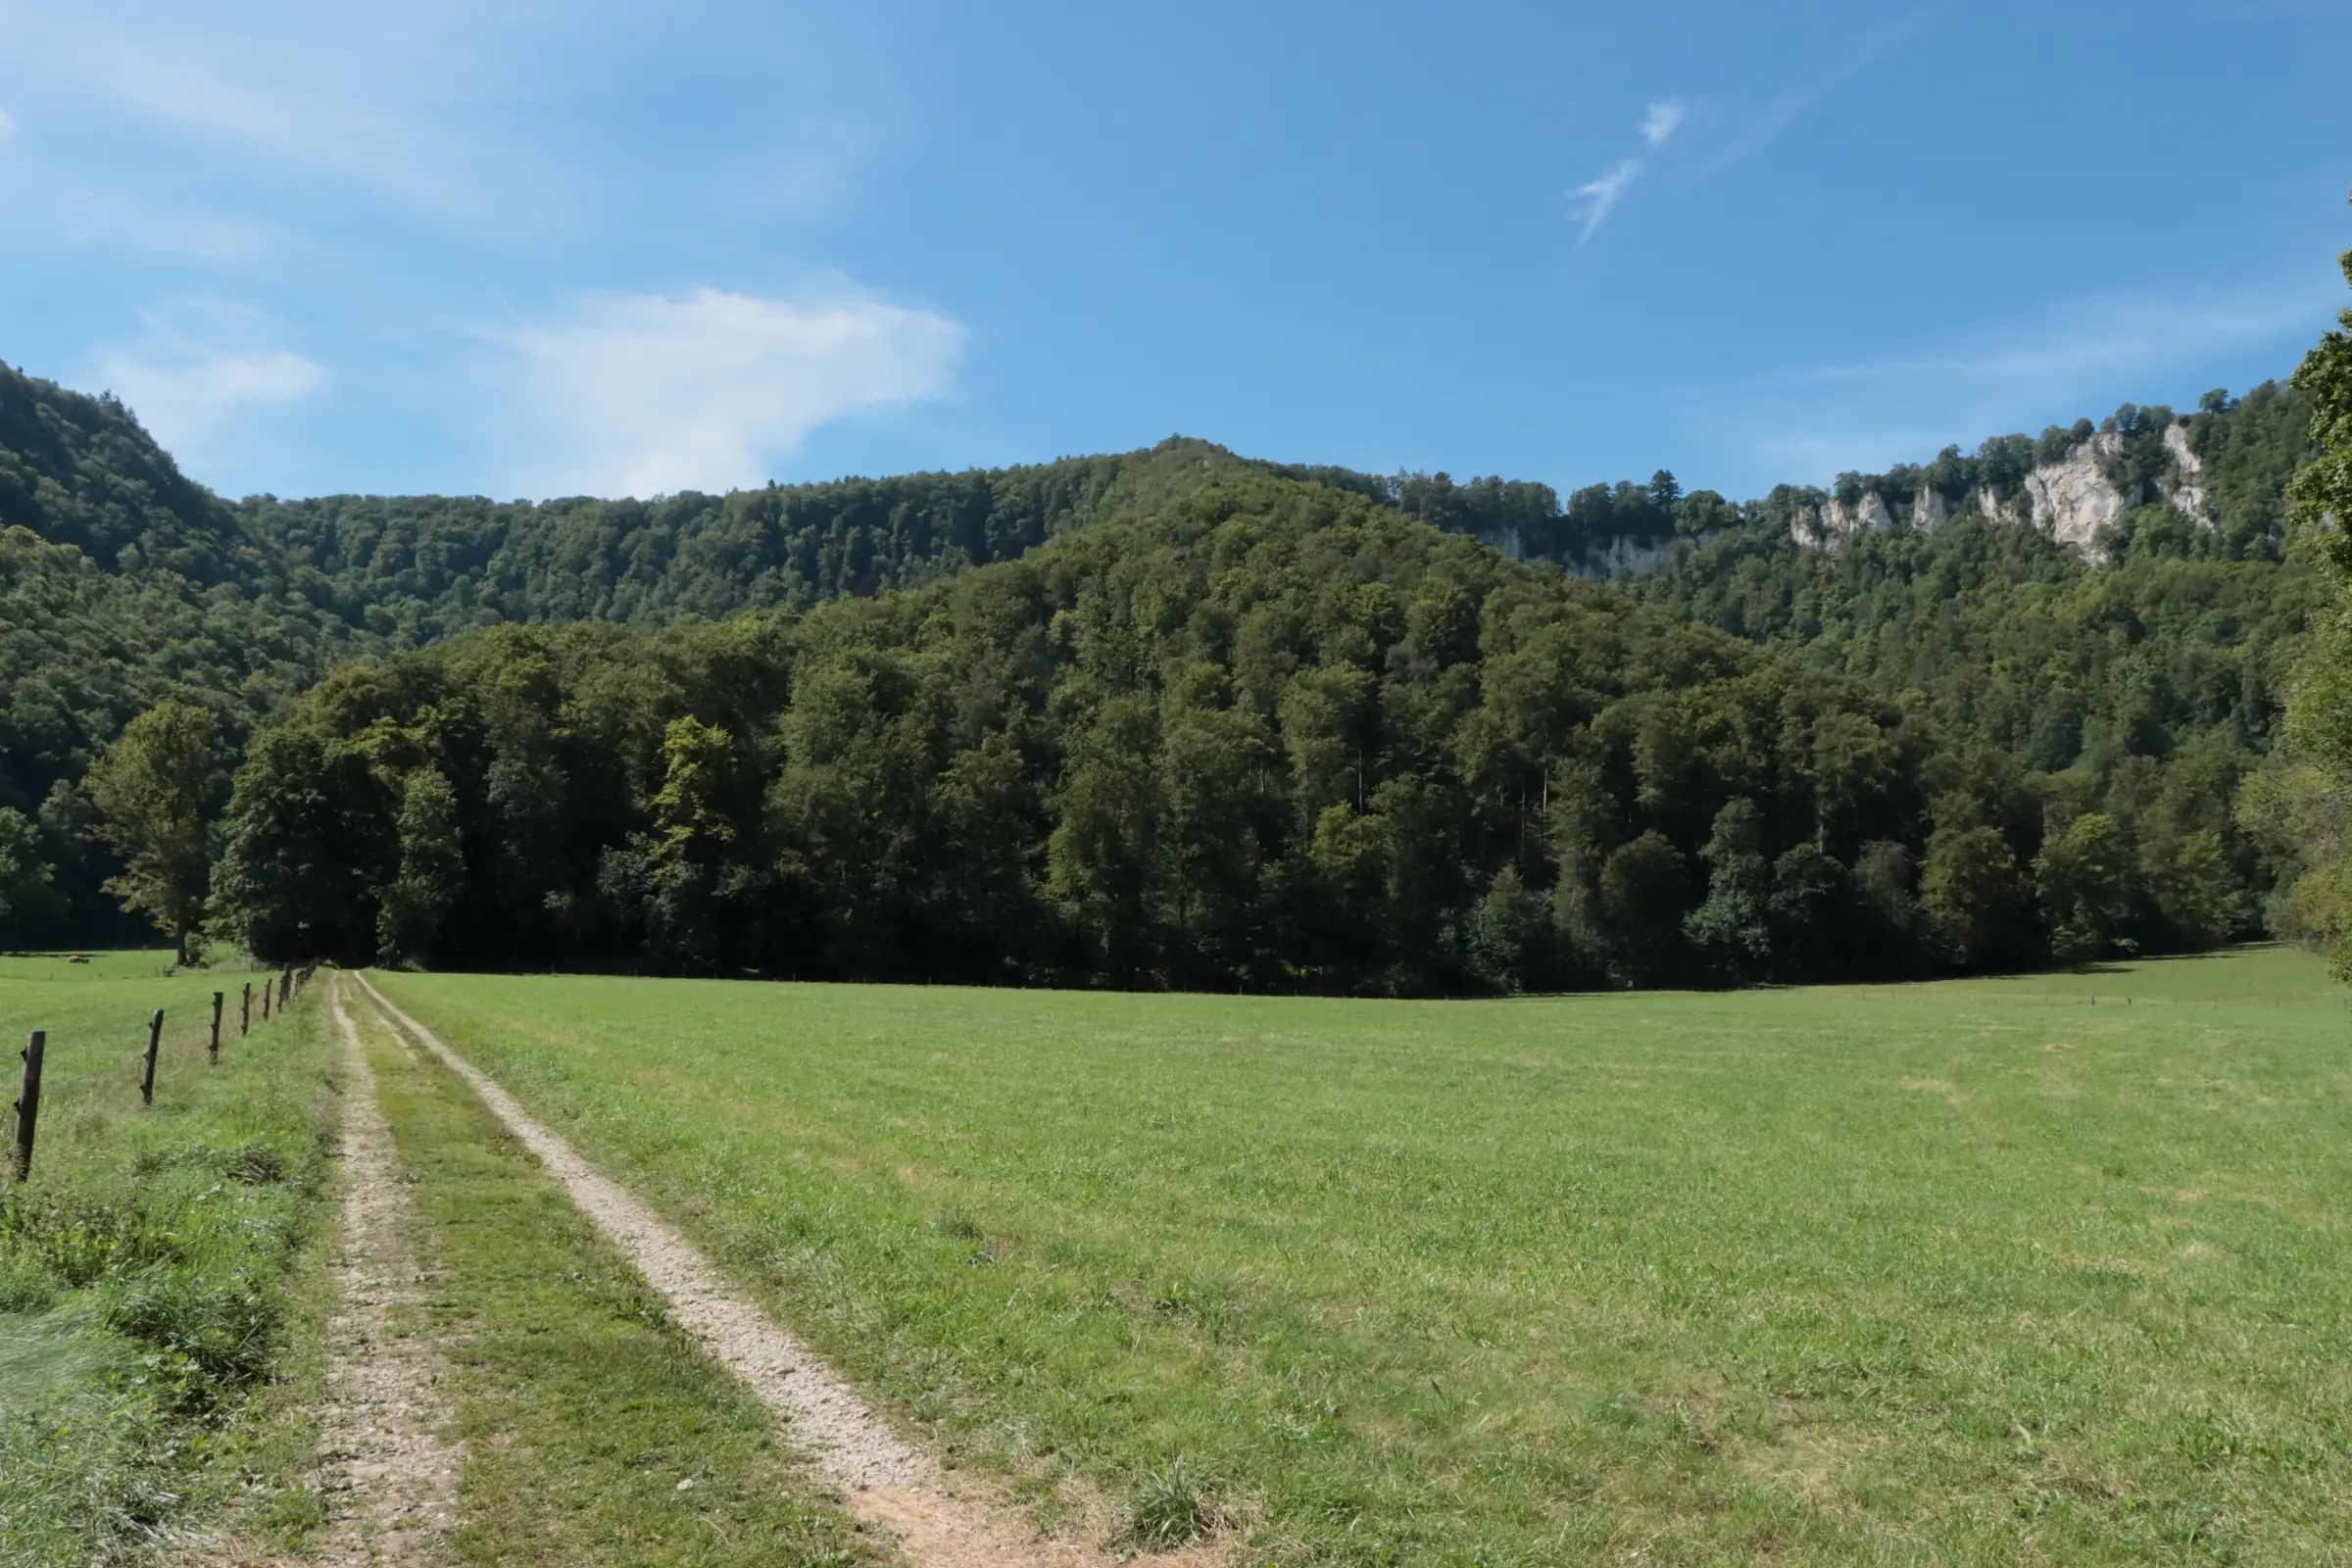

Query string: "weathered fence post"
[12, 1032, 42, 1182]
[210, 992, 223, 1064]
[262, 982, 271, 1022]
[140, 1009, 163, 1106]
[242, 982, 252, 1035]
[279, 969, 290, 1009]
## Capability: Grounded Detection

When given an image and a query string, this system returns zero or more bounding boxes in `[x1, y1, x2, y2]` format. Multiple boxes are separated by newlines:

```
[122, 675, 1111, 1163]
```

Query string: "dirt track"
[317, 981, 463, 1566]
[348, 971, 1209, 1568]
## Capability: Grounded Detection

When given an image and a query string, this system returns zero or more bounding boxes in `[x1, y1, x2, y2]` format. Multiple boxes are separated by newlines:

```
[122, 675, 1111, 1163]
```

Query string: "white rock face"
[1973, 484, 2029, 527]
[1536, 419, 2216, 575]
[2023, 432, 2132, 547]
[1568, 532, 1683, 580]
[1827, 490, 1896, 539]
[2164, 421, 2209, 523]
[1911, 488, 1956, 529]
[1778, 419, 2215, 561]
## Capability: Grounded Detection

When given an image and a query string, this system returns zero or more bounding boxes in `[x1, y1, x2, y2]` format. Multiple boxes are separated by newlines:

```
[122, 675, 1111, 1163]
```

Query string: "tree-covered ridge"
[213, 470, 2273, 992]
[0, 354, 2324, 978]
[0, 362, 248, 579]
[228, 440, 1278, 639]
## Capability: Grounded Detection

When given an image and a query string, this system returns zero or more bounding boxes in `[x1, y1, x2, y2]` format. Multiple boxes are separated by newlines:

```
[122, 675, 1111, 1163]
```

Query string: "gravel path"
[349, 972, 1181, 1568]
[317, 979, 463, 1566]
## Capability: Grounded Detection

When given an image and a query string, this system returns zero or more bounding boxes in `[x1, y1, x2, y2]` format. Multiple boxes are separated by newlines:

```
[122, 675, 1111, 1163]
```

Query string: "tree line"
[172, 466, 2286, 991]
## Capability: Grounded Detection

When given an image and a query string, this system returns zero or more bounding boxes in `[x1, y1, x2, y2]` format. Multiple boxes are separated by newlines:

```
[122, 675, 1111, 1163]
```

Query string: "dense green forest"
[0, 351, 2332, 988]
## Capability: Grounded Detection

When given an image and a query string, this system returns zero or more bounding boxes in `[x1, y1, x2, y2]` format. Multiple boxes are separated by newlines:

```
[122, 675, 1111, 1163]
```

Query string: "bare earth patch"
[297, 980, 466, 1566]
[352, 973, 1214, 1568]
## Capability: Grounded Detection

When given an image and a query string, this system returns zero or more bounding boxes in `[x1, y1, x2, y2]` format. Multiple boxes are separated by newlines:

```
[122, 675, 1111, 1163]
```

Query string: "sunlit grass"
[374, 946, 2352, 1564]
[0, 952, 331, 1567]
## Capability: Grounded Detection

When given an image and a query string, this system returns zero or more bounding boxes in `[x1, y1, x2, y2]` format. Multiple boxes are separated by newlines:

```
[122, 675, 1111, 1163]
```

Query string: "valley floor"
[364, 945, 2352, 1565]
[8, 947, 2345, 1565]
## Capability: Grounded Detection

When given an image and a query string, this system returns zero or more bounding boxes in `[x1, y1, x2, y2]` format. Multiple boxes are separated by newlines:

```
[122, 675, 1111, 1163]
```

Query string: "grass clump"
[1118, 1458, 1220, 1550]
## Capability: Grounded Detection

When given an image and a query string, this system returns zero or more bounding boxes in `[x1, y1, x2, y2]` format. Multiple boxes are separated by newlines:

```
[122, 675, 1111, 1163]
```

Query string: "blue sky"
[1, 1, 2347, 504]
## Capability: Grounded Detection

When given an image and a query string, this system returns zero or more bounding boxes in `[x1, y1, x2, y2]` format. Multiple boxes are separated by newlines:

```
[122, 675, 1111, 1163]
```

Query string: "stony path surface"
[317, 980, 463, 1567]
[349, 972, 1194, 1568]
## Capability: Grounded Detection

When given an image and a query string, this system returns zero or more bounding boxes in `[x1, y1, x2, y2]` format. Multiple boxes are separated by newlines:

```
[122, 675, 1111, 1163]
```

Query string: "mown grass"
[347, 983, 886, 1566]
[375, 946, 2352, 1565]
[0, 952, 333, 1566]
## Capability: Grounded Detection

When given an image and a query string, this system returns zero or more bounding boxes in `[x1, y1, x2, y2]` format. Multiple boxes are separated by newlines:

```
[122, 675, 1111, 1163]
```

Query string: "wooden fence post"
[242, 982, 252, 1035]
[279, 969, 291, 1009]
[263, 981, 271, 1022]
[12, 1031, 42, 1182]
[140, 1009, 163, 1106]
[210, 993, 223, 1065]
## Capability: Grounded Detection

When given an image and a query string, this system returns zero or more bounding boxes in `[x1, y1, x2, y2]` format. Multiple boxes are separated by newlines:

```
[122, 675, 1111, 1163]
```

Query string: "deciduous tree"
[84, 701, 221, 963]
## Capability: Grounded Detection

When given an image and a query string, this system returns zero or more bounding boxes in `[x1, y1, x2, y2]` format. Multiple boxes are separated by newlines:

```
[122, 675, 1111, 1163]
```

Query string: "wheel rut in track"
[316, 979, 463, 1567]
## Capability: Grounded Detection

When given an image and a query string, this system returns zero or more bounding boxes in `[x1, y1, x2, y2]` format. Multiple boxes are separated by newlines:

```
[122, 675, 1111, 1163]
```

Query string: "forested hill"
[213, 464, 2308, 993]
[0, 361, 1276, 938]
[0, 356, 2328, 984]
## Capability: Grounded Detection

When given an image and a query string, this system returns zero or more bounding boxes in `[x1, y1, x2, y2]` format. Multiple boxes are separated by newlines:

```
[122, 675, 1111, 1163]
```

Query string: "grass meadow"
[0, 952, 334, 1565]
[371, 945, 2352, 1564]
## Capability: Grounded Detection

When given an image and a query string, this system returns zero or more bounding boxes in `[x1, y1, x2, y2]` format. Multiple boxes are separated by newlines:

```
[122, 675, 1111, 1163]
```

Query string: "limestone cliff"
[1790, 419, 2210, 552]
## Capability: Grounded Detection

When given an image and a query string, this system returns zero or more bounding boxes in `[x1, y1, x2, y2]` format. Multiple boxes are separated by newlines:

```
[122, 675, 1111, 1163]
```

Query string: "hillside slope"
[0, 359, 2321, 968]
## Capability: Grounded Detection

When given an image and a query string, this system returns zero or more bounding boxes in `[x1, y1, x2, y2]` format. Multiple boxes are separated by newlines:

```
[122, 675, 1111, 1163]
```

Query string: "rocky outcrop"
[2165, 421, 2209, 523]
[2022, 433, 2133, 547]
[1569, 532, 1686, 580]
[1789, 420, 2212, 554]
[1478, 525, 1525, 562]
[1482, 523, 1721, 580]
[1790, 487, 1944, 544]
[1817, 491, 1896, 541]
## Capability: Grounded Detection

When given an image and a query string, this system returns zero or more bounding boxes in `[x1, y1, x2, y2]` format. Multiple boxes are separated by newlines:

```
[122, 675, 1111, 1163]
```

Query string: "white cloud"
[1570, 159, 1643, 241]
[90, 316, 324, 462]
[1641, 98, 1686, 149]
[1569, 98, 1691, 241]
[490, 286, 964, 499]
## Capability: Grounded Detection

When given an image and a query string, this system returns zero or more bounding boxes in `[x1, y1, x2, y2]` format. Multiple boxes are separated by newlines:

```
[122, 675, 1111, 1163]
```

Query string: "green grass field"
[0, 952, 333, 1566]
[371, 946, 2352, 1565]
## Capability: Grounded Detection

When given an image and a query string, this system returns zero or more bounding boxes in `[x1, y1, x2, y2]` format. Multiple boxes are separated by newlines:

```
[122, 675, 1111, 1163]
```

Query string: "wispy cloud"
[1569, 98, 1687, 240]
[487, 285, 964, 499]
[1570, 159, 1643, 241]
[0, 1, 526, 220]
[1642, 98, 1686, 149]
[89, 308, 327, 476]
[0, 1, 891, 234]
[1718, 276, 2343, 483]
[1696, 11, 1936, 177]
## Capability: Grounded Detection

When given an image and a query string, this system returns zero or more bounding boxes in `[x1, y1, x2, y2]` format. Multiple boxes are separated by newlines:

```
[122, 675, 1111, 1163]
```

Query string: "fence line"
[8, 962, 314, 1182]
